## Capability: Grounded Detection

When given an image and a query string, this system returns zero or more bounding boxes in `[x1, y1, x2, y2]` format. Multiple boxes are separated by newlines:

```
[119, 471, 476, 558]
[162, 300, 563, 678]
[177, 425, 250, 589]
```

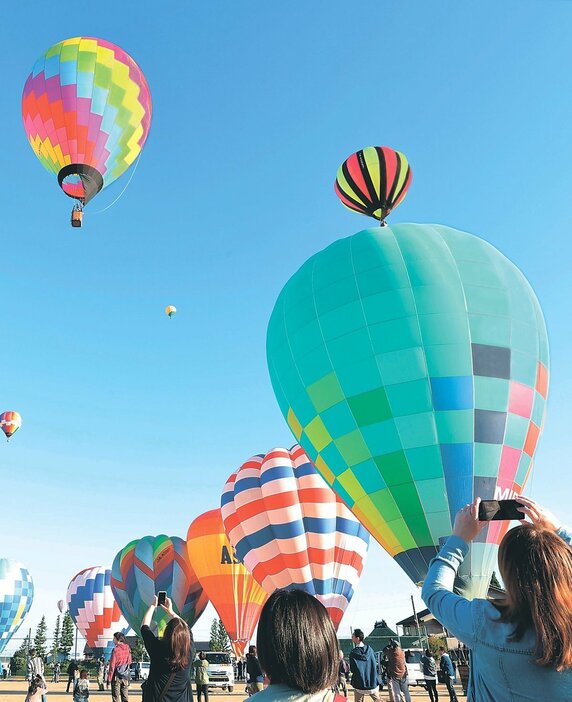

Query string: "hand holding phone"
[157, 591, 167, 607]
[478, 500, 523, 522]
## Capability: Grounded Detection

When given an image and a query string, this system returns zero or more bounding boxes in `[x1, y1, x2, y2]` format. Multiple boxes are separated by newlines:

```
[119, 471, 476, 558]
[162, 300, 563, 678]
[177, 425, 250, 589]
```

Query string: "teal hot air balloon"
[0, 560, 34, 654]
[267, 223, 549, 598]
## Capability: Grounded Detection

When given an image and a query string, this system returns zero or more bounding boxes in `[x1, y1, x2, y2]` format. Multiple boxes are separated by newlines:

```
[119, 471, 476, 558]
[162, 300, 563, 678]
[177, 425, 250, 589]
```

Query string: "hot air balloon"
[0, 412, 22, 442]
[334, 146, 412, 224]
[187, 509, 268, 657]
[165, 306, 177, 318]
[0, 560, 34, 654]
[66, 566, 129, 659]
[266, 224, 549, 599]
[111, 535, 208, 636]
[22, 37, 152, 227]
[57, 599, 66, 613]
[220, 445, 370, 630]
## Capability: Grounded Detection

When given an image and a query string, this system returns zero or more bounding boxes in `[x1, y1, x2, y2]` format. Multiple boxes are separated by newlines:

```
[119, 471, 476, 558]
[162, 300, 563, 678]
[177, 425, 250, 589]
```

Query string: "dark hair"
[496, 523, 572, 670]
[439, 647, 446, 653]
[113, 632, 127, 644]
[257, 589, 338, 694]
[162, 618, 191, 670]
[80, 670, 88, 679]
[352, 629, 364, 642]
[30, 649, 37, 657]
[248, 645, 256, 655]
[424, 649, 432, 657]
[28, 675, 43, 696]
[199, 651, 206, 661]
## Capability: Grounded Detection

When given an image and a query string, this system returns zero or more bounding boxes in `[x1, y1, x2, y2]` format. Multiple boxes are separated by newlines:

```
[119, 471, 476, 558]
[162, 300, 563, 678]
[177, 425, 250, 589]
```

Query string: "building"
[339, 620, 425, 657]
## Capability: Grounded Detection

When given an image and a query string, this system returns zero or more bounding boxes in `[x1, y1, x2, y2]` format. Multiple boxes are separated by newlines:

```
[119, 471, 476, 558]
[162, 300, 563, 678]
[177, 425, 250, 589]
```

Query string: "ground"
[0, 679, 464, 701]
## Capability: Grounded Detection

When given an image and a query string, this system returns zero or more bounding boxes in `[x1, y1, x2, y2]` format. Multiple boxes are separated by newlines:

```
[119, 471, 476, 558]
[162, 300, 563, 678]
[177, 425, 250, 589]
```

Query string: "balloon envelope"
[111, 535, 208, 636]
[22, 37, 152, 205]
[67, 566, 129, 659]
[165, 306, 176, 318]
[267, 224, 549, 598]
[57, 599, 66, 613]
[0, 560, 34, 654]
[221, 445, 369, 629]
[335, 146, 412, 222]
[187, 509, 268, 657]
[0, 412, 22, 441]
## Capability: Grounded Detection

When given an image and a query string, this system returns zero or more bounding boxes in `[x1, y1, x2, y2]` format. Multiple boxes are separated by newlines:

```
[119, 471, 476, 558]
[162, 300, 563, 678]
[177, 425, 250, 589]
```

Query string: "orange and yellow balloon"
[186, 509, 268, 657]
[165, 305, 176, 318]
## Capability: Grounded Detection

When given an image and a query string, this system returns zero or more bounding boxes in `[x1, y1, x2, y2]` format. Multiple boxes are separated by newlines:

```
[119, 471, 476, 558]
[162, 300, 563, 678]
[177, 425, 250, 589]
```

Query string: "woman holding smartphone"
[422, 495, 572, 701]
[141, 595, 194, 702]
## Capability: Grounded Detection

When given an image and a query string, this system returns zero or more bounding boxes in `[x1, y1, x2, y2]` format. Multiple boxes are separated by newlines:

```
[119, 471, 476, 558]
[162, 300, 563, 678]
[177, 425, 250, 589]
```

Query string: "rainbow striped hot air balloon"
[111, 535, 208, 636]
[266, 224, 549, 599]
[66, 566, 129, 659]
[22, 37, 152, 225]
[221, 445, 370, 630]
[187, 509, 268, 658]
[0, 560, 34, 654]
[0, 412, 22, 442]
[335, 146, 412, 224]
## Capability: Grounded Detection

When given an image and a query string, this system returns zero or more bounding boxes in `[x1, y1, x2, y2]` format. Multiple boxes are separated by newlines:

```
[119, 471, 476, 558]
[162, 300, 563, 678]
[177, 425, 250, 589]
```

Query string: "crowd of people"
[15, 496, 572, 702]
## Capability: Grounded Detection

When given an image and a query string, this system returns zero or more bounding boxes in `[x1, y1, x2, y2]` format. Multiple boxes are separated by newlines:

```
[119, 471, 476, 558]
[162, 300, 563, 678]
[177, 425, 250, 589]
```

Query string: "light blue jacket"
[421, 526, 572, 702]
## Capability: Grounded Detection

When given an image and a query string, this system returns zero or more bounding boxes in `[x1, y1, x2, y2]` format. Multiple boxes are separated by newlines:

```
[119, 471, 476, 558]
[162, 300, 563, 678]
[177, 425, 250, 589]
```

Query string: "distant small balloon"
[165, 305, 177, 318]
[0, 412, 22, 442]
[57, 599, 66, 613]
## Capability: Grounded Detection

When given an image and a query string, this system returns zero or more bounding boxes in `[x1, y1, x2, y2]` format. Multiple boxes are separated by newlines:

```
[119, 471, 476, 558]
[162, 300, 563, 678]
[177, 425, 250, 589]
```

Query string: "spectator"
[382, 640, 410, 702]
[246, 646, 264, 696]
[193, 651, 209, 702]
[27, 650, 46, 702]
[66, 661, 79, 693]
[254, 589, 339, 701]
[97, 657, 105, 691]
[52, 662, 60, 684]
[237, 659, 244, 682]
[420, 650, 438, 702]
[73, 670, 90, 702]
[349, 629, 380, 702]
[438, 649, 457, 702]
[107, 633, 133, 702]
[422, 496, 572, 701]
[337, 650, 349, 697]
[140, 595, 193, 702]
[25, 675, 47, 702]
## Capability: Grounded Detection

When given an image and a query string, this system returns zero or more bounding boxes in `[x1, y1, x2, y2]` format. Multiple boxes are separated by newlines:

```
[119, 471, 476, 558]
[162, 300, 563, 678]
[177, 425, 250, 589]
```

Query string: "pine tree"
[132, 636, 147, 662]
[60, 612, 75, 658]
[52, 615, 61, 662]
[490, 571, 503, 590]
[11, 632, 31, 676]
[34, 615, 48, 658]
[209, 618, 231, 652]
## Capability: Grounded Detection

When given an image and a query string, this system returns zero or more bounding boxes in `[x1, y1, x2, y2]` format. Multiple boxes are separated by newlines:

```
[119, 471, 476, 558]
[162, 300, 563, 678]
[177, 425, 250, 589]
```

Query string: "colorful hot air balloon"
[0, 412, 22, 442]
[111, 535, 208, 636]
[165, 306, 177, 318]
[22, 37, 152, 226]
[0, 560, 34, 654]
[187, 509, 268, 657]
[221, 445, 370, 630]
[66, 566, 129, 659]
[335, 146, 412, 223]
[266, 224, 549, 599]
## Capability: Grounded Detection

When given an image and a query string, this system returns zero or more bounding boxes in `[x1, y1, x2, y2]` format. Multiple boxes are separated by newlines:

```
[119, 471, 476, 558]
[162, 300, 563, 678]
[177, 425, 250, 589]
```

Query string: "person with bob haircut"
[422, 495, 572, 701]
[254, 589, 340, 701]
[141, 595, 194, 702]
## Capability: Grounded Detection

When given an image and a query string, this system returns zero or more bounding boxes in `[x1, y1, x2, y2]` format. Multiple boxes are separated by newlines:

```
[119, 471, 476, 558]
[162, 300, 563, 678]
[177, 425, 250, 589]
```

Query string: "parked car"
[130, 662, 150, 680]
[205, 652, 234, 692]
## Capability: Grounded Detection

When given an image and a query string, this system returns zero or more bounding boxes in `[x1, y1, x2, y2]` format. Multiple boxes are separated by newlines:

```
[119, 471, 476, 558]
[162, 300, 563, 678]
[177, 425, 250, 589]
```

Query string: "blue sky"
[2, 0, 572, 650]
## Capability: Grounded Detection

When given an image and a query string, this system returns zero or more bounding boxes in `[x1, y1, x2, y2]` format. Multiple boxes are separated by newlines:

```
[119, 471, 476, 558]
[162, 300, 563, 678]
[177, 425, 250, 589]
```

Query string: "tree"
[209, 618, 230, 652]
[132, 637, 147, 662]
[52, 615, 61, 662]
[61, 612, 75, 658]
[490, 571, 503, 590]
[11, 632, 32, 676]
[34, 615, 48, 658]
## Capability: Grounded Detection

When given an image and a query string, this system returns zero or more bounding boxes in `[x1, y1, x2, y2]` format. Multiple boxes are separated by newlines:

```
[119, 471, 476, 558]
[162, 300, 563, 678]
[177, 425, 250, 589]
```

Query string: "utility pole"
[25, 628, 31, 679]
[411, 596, 424, 649]
[74, 628, 78, 661]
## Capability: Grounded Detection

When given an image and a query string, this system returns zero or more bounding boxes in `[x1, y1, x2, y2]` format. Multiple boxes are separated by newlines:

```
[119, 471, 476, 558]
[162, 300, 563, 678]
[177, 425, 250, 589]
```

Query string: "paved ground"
[0, 679, 464, 701]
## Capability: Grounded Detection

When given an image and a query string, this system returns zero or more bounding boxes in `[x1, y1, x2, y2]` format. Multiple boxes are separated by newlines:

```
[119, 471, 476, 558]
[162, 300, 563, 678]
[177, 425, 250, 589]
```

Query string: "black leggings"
[196, 684, 209, 702]
[425, 679, 438, 702]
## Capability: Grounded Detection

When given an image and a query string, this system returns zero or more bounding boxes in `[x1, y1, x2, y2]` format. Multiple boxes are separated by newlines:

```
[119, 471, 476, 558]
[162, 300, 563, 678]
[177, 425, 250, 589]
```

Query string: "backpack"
[115, 664, 131, 680]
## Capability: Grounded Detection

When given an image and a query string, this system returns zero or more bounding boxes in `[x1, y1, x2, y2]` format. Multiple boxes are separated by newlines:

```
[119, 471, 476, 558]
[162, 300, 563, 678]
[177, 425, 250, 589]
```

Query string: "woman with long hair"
[422, 495, 572, 700]
[141, 596, 193, 702]
[253, 589, 341, 701]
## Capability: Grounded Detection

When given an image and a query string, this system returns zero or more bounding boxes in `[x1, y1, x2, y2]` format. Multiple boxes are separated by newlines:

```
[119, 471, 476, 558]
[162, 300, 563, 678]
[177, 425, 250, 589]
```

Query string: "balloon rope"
[91, 152, 142, 214]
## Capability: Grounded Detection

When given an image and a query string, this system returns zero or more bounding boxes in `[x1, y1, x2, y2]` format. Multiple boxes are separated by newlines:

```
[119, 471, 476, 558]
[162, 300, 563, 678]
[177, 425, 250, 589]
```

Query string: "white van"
[205, 652, 234, 692]
[376, 648, 426, 688]
[130, 661, 150, 681]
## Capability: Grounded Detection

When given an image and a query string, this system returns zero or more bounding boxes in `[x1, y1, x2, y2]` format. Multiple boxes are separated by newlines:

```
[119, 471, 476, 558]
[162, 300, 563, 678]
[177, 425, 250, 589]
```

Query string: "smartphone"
[478, 499, 523, 521]
[157, 591, 167, 606]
